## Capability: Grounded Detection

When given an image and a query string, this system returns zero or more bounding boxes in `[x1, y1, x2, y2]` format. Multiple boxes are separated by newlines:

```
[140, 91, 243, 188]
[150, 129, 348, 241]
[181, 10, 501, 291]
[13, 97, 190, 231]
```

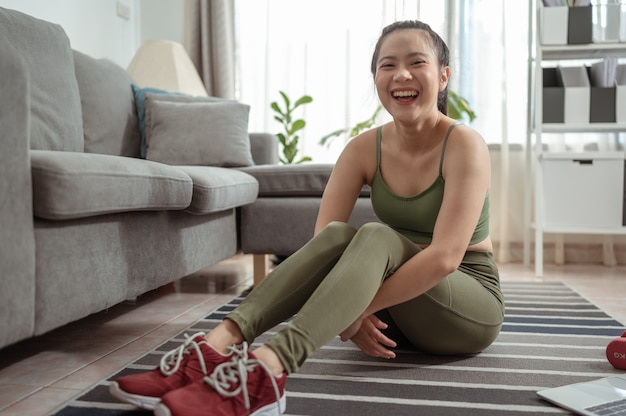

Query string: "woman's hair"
[370, 20, 450, 115]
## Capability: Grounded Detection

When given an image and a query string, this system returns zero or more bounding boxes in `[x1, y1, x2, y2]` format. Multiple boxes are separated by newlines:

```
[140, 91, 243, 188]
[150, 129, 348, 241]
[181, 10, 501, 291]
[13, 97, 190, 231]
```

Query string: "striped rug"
[54, 282, 625, 415]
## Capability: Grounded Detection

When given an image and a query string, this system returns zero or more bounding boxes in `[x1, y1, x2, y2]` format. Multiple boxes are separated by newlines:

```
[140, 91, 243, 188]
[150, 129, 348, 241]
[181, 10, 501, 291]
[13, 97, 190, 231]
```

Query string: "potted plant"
[270, 91, 313, 164]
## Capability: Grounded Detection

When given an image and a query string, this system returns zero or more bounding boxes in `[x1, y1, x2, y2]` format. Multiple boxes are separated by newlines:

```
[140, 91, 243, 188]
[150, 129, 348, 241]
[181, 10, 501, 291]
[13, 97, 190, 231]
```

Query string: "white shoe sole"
[153, 393, 287, 416]
[251, 393, 287, 416]
[109, 381, 161, 410]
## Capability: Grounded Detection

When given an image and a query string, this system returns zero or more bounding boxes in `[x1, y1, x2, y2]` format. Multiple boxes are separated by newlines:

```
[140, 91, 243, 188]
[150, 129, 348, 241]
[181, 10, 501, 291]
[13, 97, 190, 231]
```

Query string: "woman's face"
[374, 29, 449, 122]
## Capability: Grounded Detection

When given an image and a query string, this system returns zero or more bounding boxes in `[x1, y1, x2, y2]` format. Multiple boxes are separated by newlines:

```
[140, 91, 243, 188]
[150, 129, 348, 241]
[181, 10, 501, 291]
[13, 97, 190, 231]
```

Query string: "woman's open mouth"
[392, 90, 418, 102]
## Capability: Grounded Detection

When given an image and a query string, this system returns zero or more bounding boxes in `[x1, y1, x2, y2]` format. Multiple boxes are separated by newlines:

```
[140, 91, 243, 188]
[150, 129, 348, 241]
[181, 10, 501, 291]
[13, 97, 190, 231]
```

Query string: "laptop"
[537, 375, 626, 415]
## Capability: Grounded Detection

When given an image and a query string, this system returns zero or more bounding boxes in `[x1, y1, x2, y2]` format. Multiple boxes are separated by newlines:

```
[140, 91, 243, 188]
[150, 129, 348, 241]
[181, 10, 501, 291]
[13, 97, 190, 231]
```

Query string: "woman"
[110, 20, 504, 416]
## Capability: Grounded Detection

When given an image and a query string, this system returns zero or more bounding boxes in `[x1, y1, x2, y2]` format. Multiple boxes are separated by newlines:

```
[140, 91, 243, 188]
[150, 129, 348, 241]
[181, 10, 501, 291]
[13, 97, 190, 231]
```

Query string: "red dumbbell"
[607, 330, 626, 370]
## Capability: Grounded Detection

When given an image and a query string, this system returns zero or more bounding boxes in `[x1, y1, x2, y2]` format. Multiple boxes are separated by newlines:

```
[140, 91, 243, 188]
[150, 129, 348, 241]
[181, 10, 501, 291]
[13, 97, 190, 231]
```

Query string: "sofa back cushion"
[73, 51, 141, 158]
[0, 8, 83, 152]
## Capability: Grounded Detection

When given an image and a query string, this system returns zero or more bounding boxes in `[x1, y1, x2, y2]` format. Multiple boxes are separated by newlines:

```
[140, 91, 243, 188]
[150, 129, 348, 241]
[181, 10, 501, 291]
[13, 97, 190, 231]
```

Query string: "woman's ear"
[439, 66, 450, 92]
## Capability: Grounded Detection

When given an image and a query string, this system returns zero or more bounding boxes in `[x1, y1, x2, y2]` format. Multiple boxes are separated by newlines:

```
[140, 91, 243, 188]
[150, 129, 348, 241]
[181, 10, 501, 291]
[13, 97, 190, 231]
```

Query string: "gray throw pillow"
[132, 86, 224, 158]
[144, 98, 254, 167]
[132, 85, 184, 158]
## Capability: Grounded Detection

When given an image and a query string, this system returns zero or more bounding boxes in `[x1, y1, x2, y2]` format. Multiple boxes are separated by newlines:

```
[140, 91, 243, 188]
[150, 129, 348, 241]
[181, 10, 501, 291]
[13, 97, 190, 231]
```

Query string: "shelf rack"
[524, 0, 626, 276]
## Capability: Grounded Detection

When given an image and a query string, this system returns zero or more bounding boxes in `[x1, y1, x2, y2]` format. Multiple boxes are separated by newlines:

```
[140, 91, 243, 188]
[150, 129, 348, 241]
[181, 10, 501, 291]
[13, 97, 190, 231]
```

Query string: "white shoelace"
[159, 332, 209, 377]
[203, 342, 282, 415]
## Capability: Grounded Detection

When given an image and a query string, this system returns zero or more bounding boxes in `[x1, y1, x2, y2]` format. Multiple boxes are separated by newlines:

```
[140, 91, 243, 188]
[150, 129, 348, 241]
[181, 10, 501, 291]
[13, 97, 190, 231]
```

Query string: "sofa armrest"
[0, 41, 36, 348]
[249, 132, 279, 165]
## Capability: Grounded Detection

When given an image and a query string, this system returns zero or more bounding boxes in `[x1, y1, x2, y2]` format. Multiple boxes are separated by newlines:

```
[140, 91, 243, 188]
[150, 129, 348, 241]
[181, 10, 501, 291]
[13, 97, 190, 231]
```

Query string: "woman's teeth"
[393, 91, 417, 98]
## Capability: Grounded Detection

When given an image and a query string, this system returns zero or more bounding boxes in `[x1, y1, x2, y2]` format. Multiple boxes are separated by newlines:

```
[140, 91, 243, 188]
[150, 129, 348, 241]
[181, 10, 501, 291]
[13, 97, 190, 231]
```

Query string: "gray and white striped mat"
[55, 282, 625, 416]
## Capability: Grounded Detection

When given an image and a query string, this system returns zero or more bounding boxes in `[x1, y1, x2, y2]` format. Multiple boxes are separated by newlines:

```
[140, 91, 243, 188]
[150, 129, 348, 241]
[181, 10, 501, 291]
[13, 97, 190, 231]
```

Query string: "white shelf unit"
[525, 0, 626, 276]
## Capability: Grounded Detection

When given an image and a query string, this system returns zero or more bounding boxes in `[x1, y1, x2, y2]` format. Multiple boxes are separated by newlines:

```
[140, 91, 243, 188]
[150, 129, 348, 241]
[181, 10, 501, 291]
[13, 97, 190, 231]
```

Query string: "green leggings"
[226, 221, 505, 374]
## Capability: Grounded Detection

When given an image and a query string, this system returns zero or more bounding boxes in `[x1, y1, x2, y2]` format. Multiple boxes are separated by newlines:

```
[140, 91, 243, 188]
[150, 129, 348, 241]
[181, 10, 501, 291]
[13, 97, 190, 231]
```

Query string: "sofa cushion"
[31, 150, 193, 220]
[238, 164, 332, 196]
[73, 51, 141, 158]
[176, 166, 258, 214]
[131, 86, 222, 158]
[145, 98, 254, 167]
[239, 164, 372, 197]
[0, 8, 83, 152]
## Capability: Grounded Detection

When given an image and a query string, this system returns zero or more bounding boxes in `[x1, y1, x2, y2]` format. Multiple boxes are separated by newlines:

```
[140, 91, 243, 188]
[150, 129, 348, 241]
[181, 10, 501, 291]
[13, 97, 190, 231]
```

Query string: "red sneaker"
[109, 332, 233, 410]
[153, 342, 286, 416]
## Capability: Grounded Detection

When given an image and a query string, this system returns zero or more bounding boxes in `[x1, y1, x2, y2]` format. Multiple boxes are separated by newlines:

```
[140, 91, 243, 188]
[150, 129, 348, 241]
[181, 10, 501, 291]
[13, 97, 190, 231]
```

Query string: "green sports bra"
[370, 123, 490, 245]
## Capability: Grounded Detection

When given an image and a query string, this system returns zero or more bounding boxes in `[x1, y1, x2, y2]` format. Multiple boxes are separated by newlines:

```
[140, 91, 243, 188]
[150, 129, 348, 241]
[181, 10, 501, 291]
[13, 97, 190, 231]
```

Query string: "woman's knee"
[318, 221, 357, 244]
[354, 222, 414, 250]
[354, 222, 396, 240]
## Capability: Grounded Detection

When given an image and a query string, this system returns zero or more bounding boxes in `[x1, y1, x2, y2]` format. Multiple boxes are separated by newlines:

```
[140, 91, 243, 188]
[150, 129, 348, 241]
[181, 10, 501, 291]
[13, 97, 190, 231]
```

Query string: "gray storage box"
[589, 86, 616, 122]
[543, 67, 565, 123]
[568, 6, 593, 44]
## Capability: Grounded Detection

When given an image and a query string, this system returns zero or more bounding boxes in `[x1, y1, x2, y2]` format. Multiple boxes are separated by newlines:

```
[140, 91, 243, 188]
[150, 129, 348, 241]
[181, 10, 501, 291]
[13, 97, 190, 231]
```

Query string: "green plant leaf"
[270, 101, 283, 115]
[319, 128, 348, 147]
[289, 119, 306, 135]
[294, 95, 313, 108]
[279, 91, 290, 109]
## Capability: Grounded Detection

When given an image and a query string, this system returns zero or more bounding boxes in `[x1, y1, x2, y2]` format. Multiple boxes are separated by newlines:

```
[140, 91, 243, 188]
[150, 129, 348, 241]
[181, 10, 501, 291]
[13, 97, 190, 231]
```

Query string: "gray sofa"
[0, 7, 278, 350]
[0, 7, 380, 350]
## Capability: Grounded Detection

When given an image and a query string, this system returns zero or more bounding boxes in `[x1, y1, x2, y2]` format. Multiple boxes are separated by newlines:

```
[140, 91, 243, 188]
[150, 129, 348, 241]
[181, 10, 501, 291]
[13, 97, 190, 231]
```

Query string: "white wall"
[139, 0, 185, 46]
[0, 0, 186, 68]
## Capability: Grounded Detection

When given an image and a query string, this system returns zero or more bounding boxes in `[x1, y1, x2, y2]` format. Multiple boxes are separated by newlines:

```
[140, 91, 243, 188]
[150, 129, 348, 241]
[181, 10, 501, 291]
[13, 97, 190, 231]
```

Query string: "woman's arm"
[314, 131, 376, 235]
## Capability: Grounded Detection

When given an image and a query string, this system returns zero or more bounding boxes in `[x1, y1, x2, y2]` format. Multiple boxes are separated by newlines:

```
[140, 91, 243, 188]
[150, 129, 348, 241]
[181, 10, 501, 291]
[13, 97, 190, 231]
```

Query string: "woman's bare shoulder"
[347, 126, 379, 148]
[445, 123, 488, 157]
[442, 123, 490, 178]
[335, 126, 378, 161]
[333, 127, 380, 183]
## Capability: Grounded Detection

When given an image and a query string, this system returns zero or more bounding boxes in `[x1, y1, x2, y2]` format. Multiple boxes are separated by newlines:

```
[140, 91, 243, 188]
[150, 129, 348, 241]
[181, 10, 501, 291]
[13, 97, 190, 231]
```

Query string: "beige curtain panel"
[185, 0, 236, 99]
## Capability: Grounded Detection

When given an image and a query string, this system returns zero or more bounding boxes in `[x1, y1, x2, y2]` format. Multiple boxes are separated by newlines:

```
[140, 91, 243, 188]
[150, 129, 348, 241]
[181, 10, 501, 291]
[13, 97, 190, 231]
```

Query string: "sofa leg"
[253, 254, 270, 286]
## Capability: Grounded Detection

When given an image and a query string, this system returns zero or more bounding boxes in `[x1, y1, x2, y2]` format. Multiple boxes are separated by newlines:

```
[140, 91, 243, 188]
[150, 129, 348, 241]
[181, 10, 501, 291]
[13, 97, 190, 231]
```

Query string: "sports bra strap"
[376, 126, 383, 168]
[439, 122, 461, 176]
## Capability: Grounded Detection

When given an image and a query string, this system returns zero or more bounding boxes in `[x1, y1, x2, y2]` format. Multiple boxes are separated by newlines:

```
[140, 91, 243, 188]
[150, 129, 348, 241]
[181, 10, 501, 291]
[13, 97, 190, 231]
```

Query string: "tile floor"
[0, 254, 624, 416]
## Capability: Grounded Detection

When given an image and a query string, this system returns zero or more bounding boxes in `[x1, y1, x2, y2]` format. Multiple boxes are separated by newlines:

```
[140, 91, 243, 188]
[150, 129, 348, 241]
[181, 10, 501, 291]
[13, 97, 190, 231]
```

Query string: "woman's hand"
[340, 315, 397, 359]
